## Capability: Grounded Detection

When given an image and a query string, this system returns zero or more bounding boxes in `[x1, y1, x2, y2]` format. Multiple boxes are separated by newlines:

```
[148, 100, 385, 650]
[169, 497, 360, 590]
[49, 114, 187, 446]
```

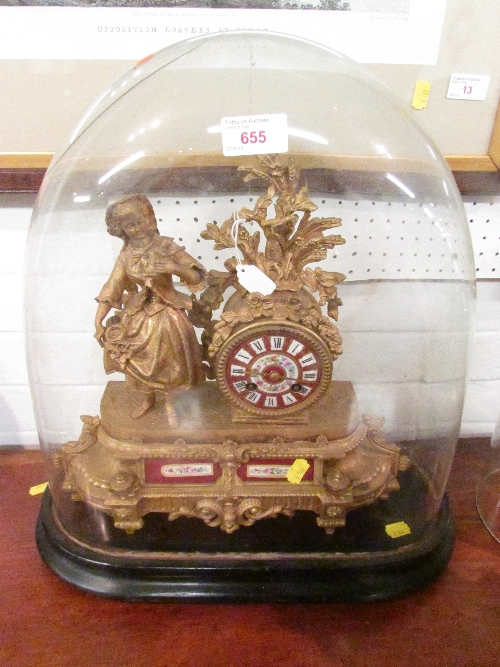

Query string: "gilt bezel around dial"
[215, 320, 333, 417]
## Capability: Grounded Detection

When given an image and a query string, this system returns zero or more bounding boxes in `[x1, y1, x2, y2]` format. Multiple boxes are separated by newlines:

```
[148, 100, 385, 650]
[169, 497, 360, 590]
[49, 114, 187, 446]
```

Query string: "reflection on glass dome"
[27, 31, 474, 601]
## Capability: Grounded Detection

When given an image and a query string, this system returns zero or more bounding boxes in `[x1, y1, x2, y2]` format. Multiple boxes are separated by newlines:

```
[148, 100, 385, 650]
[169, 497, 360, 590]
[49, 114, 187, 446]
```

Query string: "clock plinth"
[230, 408, 310, 424]
[99, 380, 356, 444]
[59, 380, 404, 536]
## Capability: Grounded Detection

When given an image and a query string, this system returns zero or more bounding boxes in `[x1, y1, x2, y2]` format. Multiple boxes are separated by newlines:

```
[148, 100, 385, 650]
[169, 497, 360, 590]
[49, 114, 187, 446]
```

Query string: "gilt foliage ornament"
[191, 155, 347, 367]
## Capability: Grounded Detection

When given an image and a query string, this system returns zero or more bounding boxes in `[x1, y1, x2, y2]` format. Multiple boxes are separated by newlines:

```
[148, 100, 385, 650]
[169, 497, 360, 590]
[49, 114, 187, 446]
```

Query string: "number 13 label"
[447, 74, 490, 101]
[221, 113, 288, 156]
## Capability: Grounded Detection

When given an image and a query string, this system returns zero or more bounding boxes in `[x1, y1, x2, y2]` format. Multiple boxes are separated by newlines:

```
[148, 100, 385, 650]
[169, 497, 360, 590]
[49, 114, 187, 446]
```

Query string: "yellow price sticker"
[412, 80, 431, 110]
[385, 521, 411, 539]
[286, 459, 310, 484]
[29, 482, 48, 496]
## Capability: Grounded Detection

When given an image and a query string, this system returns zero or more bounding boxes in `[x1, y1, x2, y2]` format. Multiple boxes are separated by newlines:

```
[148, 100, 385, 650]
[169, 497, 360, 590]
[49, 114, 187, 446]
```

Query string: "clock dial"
[216, 321, 332, 416]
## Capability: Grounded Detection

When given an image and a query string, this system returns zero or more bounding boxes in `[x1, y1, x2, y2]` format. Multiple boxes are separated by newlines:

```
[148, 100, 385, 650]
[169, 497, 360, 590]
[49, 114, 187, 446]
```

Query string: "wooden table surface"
[1, 439, 499, 667]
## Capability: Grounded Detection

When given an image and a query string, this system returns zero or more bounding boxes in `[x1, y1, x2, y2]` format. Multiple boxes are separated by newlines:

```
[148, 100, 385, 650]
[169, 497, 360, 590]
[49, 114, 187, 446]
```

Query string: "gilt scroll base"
[38, 379, 454, 601]
[58, 381, 403, 535]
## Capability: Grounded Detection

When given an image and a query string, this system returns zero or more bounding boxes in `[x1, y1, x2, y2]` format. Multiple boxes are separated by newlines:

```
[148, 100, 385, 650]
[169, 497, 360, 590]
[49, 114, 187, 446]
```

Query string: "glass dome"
[26, 31, 475, 601]
[477, 412, 500, 543]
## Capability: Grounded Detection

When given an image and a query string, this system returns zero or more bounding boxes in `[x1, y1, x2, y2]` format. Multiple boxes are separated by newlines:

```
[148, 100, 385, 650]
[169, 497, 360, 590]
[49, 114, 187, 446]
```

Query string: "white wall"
[0, 194, 38, 446]
[1, 192, 499, 448]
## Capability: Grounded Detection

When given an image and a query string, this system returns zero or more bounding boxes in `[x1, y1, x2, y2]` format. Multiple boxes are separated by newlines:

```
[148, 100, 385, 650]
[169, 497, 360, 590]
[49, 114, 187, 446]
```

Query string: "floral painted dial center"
[259, 362, 289, 386]
[217, 320, 333, 417]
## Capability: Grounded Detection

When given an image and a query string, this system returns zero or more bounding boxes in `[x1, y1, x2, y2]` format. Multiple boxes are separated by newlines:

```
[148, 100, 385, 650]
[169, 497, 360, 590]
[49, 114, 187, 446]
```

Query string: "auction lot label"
[221, 114, 288, 157]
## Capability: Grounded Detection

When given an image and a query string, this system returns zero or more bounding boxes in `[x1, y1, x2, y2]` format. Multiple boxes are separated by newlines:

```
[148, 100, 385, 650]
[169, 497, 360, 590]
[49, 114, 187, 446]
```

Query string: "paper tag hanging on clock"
[221, 114, 288, 157]
[236, 265, 276, 295]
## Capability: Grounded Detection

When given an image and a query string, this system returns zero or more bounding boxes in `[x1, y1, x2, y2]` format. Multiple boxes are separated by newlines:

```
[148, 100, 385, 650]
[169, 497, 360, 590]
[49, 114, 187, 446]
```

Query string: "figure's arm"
[94, 301, 111, 346]
[154, 258, 203, 286]
[94, 255, 134, 345]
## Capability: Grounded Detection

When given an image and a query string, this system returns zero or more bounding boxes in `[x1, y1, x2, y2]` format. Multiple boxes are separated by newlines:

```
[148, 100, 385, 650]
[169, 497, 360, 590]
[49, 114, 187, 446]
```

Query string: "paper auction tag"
[385, 521, 411, 538]
[447, 74, 490, 101]
[412, 81, 431, 110]
[29, 482, 48, 496]
[286, 459, 310, 484]
[236, 265, 276, 295]
[221, 114, 288, 157]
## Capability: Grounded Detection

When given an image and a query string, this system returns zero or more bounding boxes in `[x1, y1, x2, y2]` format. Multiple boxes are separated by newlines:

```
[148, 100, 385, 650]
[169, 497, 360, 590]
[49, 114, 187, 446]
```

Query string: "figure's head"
[105, 195, 159, 242]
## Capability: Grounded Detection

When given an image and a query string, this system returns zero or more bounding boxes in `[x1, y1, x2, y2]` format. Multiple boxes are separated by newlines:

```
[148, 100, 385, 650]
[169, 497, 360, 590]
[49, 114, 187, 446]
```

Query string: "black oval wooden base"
[36, 489, 454, 603]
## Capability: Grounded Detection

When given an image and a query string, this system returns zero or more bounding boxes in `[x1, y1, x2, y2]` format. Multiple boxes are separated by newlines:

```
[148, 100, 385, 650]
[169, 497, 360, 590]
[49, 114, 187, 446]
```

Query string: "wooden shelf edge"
[488, 98, 500, 169]
[0, 153, 498, 193]
[0, 152, 53, 169]
[444, 155, 498, 172]
[1, 152, 498, 172]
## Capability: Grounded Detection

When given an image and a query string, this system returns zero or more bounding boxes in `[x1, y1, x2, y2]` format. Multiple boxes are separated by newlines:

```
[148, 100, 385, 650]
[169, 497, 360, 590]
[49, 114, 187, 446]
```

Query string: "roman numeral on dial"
[250, 338, 266, 353]
[233, 380, 248, 393]
[299, 353, 316, 368]
[235, 349, 253, 364]
[270, 336, 284, 350]
[287, 340, 304, 356]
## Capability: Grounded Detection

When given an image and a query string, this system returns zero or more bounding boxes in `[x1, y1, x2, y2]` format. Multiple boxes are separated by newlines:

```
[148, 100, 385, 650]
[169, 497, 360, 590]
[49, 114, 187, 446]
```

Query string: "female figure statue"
[94, 195, 206, 426]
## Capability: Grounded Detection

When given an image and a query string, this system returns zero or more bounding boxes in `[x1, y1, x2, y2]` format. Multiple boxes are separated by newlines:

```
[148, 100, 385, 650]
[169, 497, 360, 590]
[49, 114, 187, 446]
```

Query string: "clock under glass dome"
[25, 31, 475, 601]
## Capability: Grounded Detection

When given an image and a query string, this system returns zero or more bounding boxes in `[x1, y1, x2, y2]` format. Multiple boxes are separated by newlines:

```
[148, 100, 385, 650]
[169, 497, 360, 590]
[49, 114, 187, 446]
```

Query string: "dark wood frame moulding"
[1, 101, 499, 195]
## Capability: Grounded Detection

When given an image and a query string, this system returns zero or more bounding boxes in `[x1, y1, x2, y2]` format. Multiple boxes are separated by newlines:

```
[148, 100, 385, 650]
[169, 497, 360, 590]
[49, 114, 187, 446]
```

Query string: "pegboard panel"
[463, 197, 500, 278]
[152, 194, 473, 282]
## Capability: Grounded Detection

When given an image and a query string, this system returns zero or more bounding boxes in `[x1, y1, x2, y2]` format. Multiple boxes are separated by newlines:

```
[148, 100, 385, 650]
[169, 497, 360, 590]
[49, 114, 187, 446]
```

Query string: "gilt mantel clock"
[26, 31, 474, 602]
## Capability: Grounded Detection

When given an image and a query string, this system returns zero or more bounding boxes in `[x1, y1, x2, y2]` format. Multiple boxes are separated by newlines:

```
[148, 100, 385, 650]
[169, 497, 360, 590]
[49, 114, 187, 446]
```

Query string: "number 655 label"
[221, 113, 288, 157]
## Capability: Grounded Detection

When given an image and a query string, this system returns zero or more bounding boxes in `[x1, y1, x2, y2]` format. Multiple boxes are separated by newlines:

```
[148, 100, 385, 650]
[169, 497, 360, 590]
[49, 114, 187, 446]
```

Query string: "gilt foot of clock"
[58, 380, 405, 535]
